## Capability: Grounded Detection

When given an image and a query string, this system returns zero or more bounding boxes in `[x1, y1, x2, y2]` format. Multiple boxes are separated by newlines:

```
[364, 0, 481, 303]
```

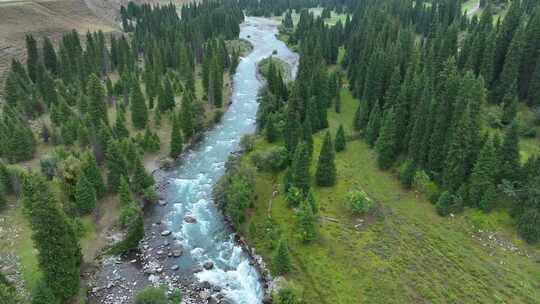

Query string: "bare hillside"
[0, 0, 193, 94]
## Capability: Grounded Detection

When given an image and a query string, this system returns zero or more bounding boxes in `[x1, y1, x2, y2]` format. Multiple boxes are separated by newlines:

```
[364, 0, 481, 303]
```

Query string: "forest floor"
[237, 86, 540, 303]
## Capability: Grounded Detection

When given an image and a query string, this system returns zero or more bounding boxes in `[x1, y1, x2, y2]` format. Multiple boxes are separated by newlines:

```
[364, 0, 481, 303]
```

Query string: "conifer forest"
[0, 0, 539, 303]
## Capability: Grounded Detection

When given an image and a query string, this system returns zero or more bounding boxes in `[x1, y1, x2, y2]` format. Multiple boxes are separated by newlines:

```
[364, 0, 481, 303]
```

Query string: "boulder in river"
[184, 216, 197, 224]
[203, 261, 214, 270]
[172, 250, 183, 257]
[161, 230, 172, 236]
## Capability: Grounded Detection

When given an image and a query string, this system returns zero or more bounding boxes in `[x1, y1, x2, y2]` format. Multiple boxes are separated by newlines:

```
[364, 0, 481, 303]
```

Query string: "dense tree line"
[253, 0, 540, 244]
[1, 1, 246, 303]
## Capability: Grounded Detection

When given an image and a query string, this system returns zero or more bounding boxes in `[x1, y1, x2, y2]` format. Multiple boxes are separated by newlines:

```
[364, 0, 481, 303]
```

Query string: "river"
[160, 17, 298, 304]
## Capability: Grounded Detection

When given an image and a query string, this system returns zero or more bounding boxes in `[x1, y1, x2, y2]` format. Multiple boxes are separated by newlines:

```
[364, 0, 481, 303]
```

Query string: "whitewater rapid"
[161, 17, 298, 303]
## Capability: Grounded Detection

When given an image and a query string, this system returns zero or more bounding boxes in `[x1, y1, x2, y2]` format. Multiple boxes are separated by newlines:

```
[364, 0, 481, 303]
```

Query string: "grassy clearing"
[272, 7, 348, 27]
[239, 87, 540, 303]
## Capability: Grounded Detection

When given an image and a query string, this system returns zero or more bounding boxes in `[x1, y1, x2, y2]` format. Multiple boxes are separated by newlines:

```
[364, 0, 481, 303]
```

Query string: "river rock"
[158, 200, 167, 206]
[161, 230, 172, 236]
[208, 296, 219, 304]
[172, 249, 183, 257]
[184, 216, 197, 224]
[171, 265, 179, 271]
[203, 261, 214, 270]
[262, 295, 273, 304]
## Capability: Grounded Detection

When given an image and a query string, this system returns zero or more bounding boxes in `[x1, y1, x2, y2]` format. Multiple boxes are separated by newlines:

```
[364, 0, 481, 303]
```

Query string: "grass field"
[238, 87, 540, 303]
[272, 7, 348, 27]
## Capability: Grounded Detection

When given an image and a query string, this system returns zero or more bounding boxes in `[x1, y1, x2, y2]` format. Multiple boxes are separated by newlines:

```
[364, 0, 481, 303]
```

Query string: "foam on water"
[162, 17, 298, 304]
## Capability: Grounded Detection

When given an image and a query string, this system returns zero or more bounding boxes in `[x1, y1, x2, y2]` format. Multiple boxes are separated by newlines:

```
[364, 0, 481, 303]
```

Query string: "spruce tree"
[132, 156, 154, 194]
[469, 138, 498, 207]
[180, 90, 195, 140]
[23, 173, 81, 302]
[75, 174, 96, 215]
[158, 79, 175, 112]
[495, 25, 524, 102]
[375, 109, 398, 169]
[26, 35, 39, 83]
[479, 183, 497, 212]
[265, 114, 278, 143]
[42, 37, 58, 76]
[82, 152, 105, 199]
[170, 115, 183, 158]
[443, 107, 472, 192]
[106, 140, 128, 192]
[272, 238, 292, 275]
[498, 121, 521, 183]
[365, 101, 382, 147]
[291, 142, 311, 193]
[87, 74, 108, 126]
[113, 110, 129, 139]
[130, 82, 148, 129]
[436, 191, 453, 216]
[315, 132, 336, 187]
[298, 198, 317, 242]
[501, 92, 518, 125]
[335, 125, 346, 152]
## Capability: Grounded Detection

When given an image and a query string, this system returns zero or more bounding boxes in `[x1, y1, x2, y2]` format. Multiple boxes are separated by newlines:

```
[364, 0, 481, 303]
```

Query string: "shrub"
[251, 146, 288, 172]
[345, 190, 373, 215]
[286, 186, 302, 207]
[275, 287, 300, 304]
[436, 191, 463, 216]
[40, 156, 59, 180]
[240, 134, 255, 152]
[213, 110, 223, 124]
[519, 122, 537, 138]
[134, 287, 168, 304]
[399, 160, 416, 189]
[413, 170, 440, 203]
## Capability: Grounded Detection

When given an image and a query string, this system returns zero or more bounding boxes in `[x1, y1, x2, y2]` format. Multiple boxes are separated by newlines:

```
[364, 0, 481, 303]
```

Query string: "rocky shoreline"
[87, 153, 276, 304]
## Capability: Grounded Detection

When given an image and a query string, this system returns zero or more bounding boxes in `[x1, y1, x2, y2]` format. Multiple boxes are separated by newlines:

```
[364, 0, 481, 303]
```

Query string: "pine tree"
[26, 35, 39, 83]
[443, 107, 472, 192]
[170, 115, 183, 158]
[23, 173, 81, 302]
[315, 132, 336, 187]
[42, 37, 58, 76]
[528, 58, 540, 105]
[82, 152, 105, 199]
[158, 79, 175, 112]
[498, 121, 521, 183]
[130, 82, 148, 129]
[75, 174, 96, 215]
[517, 176, 540, 243]
[495, 25, 524, 102]
[469, 138, 498, 207]
[132, 156, 154, 194]
[209, 56, 223, 107]
[87, 74, 108, 126]
[106, 140, 128, 192]
[298, 198, 317, 242]
[436, 191, 453, 216]
[291, 142, 311, 193]
[501, 92, 518, 125]
[265, 114, 278, 143]
[113, 108, 128, 137]
[301, 117, 314, 159]
[479, 183, 497, 212]
[375, 109, 398, 169]
[365, 101, 382, 147]
[180, 90, 195, 140]
[272, 238, 292, 275]
[335, 125, 346, 152]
